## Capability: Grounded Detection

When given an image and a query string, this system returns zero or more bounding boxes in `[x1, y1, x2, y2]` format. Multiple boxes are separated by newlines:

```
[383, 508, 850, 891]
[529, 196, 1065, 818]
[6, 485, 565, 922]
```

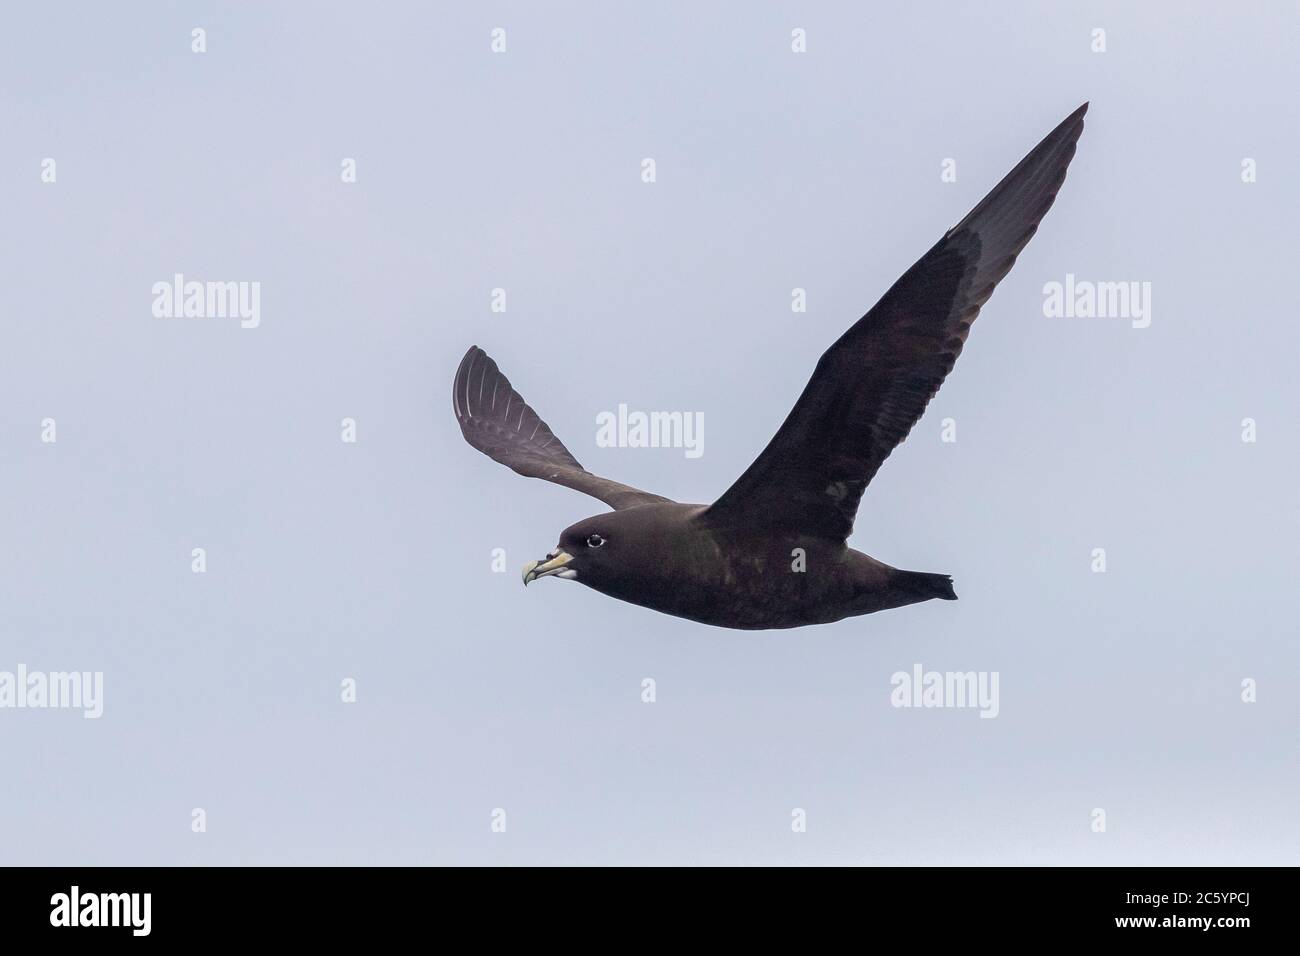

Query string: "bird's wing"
[703, 103, 1088, 541]
[453, 346, 673, 511]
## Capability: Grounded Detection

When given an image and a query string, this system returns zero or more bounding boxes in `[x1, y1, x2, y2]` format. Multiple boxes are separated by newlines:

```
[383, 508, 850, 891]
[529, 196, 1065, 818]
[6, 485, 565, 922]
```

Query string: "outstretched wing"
[703, 103, 1088, 541]
[453, 346, 672, 511]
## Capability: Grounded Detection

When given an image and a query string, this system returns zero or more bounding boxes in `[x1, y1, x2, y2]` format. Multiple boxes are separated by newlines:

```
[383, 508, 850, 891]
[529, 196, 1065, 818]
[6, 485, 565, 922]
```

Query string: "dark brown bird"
[454, 104, 1087, 629]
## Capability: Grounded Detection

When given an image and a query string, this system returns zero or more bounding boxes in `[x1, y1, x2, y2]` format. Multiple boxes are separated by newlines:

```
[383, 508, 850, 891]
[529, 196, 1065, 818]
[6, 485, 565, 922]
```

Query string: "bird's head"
[522, 503, 699, 595]
[521, 513, 622, 588]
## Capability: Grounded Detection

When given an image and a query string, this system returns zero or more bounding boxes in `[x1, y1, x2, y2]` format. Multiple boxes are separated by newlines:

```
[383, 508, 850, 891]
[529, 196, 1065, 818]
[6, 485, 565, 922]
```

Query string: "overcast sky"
[1, 1, 1296, 864]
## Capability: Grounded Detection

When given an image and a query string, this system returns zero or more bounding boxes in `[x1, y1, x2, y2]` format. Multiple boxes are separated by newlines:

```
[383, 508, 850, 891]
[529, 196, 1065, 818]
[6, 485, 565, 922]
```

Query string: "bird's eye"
[587, 534, 605, 548]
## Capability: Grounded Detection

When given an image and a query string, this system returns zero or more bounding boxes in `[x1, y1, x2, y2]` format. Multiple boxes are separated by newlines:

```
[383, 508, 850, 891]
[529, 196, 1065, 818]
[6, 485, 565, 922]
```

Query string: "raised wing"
[703, 103, 1088, 541]
[453, 346, 672, 511]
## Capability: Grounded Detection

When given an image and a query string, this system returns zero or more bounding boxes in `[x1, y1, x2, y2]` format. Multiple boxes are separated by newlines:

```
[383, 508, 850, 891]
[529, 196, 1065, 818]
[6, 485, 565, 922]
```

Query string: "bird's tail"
[893, 570, 958, 603]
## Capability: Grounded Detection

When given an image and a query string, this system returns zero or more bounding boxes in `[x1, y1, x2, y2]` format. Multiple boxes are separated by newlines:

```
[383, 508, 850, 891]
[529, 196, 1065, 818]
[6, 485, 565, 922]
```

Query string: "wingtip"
[453, 345, 486, 420]
[1045, 102, 1088, 150]
[457, 344, 486, 376]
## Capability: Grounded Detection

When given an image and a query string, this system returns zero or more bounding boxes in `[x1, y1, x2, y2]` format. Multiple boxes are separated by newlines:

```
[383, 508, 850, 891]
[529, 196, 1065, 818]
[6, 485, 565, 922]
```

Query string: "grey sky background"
[2, 2, 1296, 865]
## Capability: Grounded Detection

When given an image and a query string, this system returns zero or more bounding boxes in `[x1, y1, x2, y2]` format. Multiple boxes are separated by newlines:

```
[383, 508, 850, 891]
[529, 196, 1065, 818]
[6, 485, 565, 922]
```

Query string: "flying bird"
[454, 104, 1087, 629]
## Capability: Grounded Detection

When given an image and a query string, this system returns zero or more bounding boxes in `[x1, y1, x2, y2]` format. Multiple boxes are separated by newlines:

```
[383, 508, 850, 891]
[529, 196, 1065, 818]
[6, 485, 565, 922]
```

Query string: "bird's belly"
[600, 543, 866, 630]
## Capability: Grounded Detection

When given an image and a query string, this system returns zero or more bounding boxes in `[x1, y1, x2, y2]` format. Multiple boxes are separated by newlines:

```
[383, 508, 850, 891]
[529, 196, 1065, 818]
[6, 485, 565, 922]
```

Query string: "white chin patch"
[555, 569, 577, 580]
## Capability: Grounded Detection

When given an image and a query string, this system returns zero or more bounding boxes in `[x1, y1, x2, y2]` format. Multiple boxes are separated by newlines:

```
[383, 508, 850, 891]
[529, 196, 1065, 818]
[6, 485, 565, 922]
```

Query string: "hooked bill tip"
[521, 560, 540, 587]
